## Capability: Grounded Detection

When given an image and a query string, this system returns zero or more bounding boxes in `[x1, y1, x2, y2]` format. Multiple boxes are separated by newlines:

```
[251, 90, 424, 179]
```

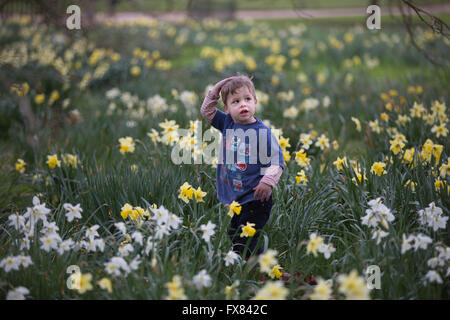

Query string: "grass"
[0, 15, 449, 300]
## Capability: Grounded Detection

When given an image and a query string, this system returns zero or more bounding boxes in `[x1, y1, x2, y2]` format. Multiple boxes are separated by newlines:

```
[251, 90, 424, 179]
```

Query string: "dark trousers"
[228, 196, 273, 258]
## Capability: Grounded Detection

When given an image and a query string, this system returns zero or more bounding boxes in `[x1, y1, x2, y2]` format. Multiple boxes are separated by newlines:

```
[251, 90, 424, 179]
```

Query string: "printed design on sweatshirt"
[220, 135, 252, 193]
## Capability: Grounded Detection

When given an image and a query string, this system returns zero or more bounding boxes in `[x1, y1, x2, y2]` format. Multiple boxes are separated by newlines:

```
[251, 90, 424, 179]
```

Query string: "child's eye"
[245, 97, 251, 101]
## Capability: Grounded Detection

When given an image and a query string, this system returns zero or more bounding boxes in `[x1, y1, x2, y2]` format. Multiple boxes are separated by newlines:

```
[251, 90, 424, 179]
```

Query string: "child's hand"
[210, 77, 236, 97]
[253, 182, 272, 202]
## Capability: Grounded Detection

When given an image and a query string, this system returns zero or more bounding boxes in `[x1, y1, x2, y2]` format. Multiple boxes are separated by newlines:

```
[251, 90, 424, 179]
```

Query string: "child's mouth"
[240, 110, 249, 116]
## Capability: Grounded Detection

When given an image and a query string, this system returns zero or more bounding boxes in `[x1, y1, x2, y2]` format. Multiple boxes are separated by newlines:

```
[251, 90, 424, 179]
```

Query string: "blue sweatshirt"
[211, 110, 284, 205]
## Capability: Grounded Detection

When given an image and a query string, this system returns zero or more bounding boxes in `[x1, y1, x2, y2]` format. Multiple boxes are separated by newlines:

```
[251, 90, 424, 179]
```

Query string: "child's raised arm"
[200, 77, 235, 124]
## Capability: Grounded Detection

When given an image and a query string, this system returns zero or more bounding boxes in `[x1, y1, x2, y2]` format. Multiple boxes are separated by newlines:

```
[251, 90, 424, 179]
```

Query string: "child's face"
[224, 86, 258, 125]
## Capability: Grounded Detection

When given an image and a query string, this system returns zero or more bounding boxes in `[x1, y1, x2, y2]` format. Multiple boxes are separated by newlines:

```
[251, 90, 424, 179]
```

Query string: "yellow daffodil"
[97, 278, 112, 293]
[227, 201, 242, 217]
[258, 249, 279, 273]
[62, 153, 78, 168]
[371, 162, 386, 176]
[351, 117, 362, 132]
[178, 182, 194, 203]
[118, 137, 135, 155]
[269, 265, 283, 279]
[76, 273, 93, 294]
[252, 281, 289, 300]
[15, 158, 26, 173]
[405, 179, 416, 192]
[35, 93, 45, 104]
[431, 123, 448, 138]
[310, 278, 333, 300]
[294, 149, 311, 168]
[120, 203, 133, 219]
[46, 154, 61, 169]
[389, 139, 405, 155]
[296, 170, 308, 185]
[240, 222, 256, 238]
[333, 156, 348, 171]
[337, 270, 370, 300]
[165, 275, 187, 300]
[193, 187, 207, 203]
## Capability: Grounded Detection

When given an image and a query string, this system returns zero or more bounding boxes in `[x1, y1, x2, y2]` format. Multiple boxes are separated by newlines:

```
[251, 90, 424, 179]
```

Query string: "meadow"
[0, 14, 449, 300]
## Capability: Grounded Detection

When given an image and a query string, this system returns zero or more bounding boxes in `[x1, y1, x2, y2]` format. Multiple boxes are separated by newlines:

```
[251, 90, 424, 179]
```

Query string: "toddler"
[200, 75, 284, 258]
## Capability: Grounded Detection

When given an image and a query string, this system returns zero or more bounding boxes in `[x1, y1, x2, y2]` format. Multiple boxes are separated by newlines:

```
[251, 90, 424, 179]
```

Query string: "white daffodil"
[318, 243, 336, 259]
[85, 225, 100, 240]
[114, 222, 127, 235]
[401, 234, 415, 254]
[17, 255, 33, 268]
[0, 256, 21, 272]
[200, 221, 216, 243]
[63, 203, 83, 222]
[57, 238, 74, 255]
[424, 270, 443, 284]
[131, 231, 144, 246]
[118, 243, 134, 257]
[6, 286, 29, 300]
[40, 234, 60, 252]
[192, 269, 212, 290]
[167, 214, 183, 230]
[104, 256, 130, 277]
[152, 206, 170, 226]
[413, 233, 433, 251]
[8, 213, 25, 231]
[371, 229, 389, 245]
[130, 255, 142, 270]
[155, 224, 170, 240]
[224, 250, 240, 267]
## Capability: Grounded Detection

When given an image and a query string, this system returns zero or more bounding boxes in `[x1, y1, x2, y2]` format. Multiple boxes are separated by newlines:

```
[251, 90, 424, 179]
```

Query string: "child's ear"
[223, 104, 229, 114]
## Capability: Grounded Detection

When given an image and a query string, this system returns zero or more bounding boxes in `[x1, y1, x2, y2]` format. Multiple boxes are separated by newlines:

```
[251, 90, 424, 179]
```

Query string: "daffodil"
[120, 203, 133, 220]
[46, 154, 61, 169]
[252, 281, 288, 300]
[409, 101, 425, 118]
[97, 278, 112, 293]
[351, 117, 361, 132]
[371, 162, 386, 176]
[337, 270, 369, 300]
[269, 265, 283, 279]
[258, 249, 278, 273]
[34, 93, 45, 104]
[178, 182, 194, 203]
[389, 139, 405, 155]
[294, 149, 311, 168]
[431, 123, 448, 138]
[193, 187, 207, 203]
[333, 156, 348, 171]
[165, 275, 187, 300]
[227, 201, 242, 217]
[310, 278, 333, 300]
[118, 137, 135, 155]
[15, 158, 26, 173]
[240, 222, 256, 238]
[306, 233, 324, 257]
[295, 170, 308, 185]
[315, 134, 330, 150]
[76, 273, 93, 294]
